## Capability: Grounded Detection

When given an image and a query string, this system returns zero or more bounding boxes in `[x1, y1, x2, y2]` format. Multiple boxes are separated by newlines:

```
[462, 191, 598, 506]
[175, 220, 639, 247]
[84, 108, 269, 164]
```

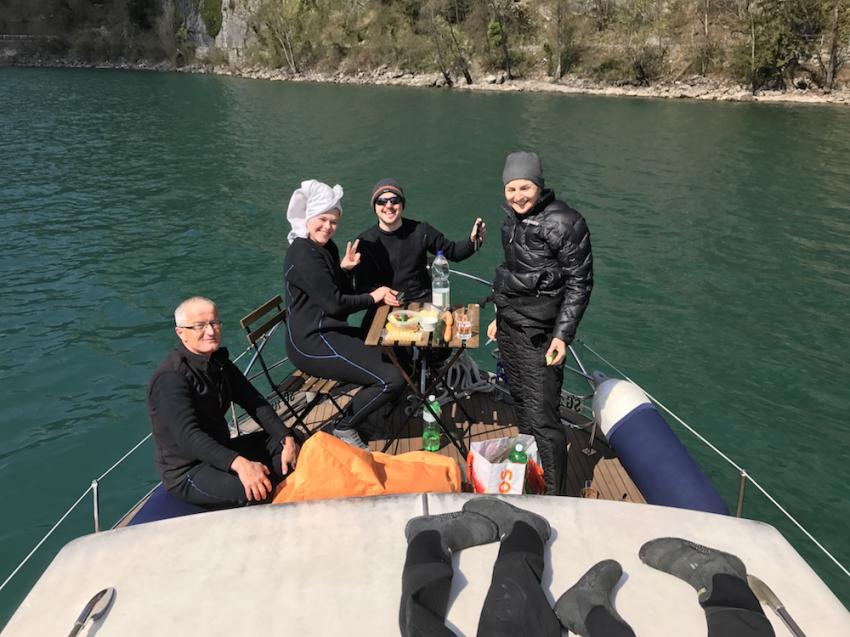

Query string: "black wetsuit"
[147, 343, 290, 508]
[401, 525, 775, 637]
[493, 189, 593, 496]
[400, 521, 560, 637]
[355, 218, 476, 302]
[284, 236, 404, 437]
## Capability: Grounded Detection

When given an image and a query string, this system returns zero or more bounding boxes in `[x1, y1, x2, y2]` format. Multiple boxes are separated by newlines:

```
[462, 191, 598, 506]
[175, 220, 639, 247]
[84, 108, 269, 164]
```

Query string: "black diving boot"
[461, 496, 551, 543]
[332, 426, 369, 450]
[639, 537, 747, 602]
[405, 511, 499, 553]
[554, 559, 635, 637]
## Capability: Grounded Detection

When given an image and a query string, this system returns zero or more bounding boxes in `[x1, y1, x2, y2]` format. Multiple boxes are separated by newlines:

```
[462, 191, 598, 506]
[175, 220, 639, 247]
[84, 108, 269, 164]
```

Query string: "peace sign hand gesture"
[340, 239, 361, 270]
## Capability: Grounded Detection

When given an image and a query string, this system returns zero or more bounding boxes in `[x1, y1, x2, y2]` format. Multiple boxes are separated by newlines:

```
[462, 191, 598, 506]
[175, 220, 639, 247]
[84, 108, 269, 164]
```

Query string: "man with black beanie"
[349, 178, 486, 304]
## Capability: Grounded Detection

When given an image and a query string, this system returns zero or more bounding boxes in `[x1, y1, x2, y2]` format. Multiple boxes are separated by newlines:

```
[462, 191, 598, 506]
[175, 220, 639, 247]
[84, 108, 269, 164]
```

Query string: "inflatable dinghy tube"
[592, 379, 729, 515]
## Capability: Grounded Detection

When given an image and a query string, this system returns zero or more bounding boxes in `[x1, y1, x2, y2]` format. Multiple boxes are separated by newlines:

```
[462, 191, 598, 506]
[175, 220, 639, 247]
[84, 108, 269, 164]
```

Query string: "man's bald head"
[174, 297, 221, 358]
[174, 296, 216, 326]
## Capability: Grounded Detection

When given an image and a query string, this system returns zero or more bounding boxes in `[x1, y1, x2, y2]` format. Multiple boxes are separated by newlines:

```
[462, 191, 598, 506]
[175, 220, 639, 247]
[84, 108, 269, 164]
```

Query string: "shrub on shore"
[2, 0, 848, 92]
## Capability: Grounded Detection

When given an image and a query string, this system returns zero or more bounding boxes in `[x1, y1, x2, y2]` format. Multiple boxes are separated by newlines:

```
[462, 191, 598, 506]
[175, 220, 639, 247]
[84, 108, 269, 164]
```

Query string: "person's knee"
[385, 368, 406, 395]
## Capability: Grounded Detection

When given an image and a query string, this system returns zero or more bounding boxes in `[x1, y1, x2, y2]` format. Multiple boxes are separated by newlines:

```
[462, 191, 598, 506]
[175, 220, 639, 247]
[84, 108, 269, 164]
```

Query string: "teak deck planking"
[241, 380, 644, 504]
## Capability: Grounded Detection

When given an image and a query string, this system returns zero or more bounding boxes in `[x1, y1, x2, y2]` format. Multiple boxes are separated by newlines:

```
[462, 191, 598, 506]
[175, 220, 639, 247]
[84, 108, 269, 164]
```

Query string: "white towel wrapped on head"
[286, 179, 344, 244]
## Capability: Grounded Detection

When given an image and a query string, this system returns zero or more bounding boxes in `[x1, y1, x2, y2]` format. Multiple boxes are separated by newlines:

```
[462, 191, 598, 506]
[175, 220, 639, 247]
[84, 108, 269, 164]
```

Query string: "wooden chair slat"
[240, 295, 283, 330]
[246, 309, 287, 345]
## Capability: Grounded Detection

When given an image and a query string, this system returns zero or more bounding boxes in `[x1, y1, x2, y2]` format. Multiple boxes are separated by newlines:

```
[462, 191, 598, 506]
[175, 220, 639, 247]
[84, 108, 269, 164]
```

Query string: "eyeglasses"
[177, 320, 222, 331]
[376, 196, 402, 207]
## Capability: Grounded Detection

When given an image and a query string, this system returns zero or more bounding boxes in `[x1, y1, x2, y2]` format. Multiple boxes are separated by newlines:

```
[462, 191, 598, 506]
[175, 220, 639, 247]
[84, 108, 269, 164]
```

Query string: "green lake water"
[1, 67, 848, 621]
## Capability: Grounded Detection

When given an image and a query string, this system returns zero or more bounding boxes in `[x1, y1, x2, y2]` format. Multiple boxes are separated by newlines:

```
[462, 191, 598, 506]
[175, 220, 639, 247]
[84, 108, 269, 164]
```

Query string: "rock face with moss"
[1, 0, 848, 96]
[214, 0, 261, 64]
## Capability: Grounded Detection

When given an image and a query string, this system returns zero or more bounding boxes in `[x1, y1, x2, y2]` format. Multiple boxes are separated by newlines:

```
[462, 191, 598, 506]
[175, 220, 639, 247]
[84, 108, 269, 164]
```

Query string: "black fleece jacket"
[354, 218, 476, 301]
[147, 343, 290, 490]
[493, 189, 593, 343]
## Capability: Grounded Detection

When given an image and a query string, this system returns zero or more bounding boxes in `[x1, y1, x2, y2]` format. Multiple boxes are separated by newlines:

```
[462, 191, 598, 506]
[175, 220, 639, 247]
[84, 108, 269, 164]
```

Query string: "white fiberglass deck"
[4, 494, 848, 636]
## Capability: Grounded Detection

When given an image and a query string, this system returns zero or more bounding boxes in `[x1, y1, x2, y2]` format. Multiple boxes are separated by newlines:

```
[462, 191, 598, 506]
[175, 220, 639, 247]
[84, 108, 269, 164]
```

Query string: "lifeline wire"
[0, 487, 94, 593]
[5, 336, 847, 597]
[576, 338, 850, 579]
[96, 433, 152, 482]
[1, 433, 155, 593]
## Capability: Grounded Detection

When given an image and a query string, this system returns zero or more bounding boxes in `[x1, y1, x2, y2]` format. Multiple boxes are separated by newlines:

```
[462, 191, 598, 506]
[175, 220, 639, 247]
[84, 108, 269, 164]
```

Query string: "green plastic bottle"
[508, 442, 527, 464]
[422, 395, 441, 452]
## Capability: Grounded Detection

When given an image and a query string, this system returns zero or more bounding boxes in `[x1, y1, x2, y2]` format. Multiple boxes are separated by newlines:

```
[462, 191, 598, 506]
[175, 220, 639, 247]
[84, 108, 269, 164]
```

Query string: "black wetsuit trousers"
[497, 318, 568, 496]
[170, 432, 284, 509]
[582, 573, 775, 636]
[287, 326, 405, 436]
[399, 521, 560, 637]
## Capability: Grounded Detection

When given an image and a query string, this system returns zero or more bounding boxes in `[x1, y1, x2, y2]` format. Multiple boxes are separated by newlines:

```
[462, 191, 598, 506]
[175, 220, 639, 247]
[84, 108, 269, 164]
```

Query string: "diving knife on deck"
[67, 586, 115, 637]
[747, 575, 807, 637]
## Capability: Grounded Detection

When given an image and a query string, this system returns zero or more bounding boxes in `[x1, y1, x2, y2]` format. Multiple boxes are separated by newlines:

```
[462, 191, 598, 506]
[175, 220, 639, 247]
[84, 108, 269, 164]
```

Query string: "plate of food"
[387, 309, 421, 331]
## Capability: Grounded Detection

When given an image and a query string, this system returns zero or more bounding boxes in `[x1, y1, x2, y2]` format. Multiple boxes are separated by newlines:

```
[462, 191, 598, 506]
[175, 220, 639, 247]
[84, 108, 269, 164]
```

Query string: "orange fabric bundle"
[272, 432, 461, 504]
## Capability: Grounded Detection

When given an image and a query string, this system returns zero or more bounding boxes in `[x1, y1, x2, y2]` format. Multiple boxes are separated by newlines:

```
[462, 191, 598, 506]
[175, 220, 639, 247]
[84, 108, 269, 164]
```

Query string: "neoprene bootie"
[639, 537, 747, 602]
[462, 496, 551, 543]
[332, 426, 368, 450]
[405, 511, 499, 553]
[554, 559, 635, 637]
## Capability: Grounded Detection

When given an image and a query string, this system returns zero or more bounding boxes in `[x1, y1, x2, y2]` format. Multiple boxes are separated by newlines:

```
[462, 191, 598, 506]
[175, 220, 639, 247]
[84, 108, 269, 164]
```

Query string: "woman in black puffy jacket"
[486, 152, 593, 495]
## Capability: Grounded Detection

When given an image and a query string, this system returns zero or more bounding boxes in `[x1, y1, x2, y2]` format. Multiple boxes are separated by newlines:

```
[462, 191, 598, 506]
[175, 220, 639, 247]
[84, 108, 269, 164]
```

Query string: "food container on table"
[419, 304, 439, 332]
[387, 310, 421, 331]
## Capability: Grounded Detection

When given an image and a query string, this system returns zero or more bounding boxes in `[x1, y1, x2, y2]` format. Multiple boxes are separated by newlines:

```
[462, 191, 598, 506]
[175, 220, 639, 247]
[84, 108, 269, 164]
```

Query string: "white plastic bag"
[467, 434, 543, 494]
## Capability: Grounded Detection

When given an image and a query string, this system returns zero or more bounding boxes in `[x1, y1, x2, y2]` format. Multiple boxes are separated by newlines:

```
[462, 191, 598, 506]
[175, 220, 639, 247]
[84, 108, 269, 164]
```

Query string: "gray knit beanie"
[502, 151, 544, 188]
[370, 178, 406, 208]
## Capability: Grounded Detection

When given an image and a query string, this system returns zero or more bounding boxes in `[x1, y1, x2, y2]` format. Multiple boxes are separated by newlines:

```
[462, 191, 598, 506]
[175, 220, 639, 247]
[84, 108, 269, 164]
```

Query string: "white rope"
[576, 338, 850, 579]
[744, 474, 850, 578]
[0, 486, 93, 593]
[96, 433, 152, 482]
[579, 340, 744, 471]
[1, 433, 155, 593]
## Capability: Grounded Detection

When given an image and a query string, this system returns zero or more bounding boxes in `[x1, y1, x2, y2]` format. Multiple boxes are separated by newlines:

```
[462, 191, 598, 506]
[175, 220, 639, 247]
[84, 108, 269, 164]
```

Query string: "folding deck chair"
[240, 295, 352, 440]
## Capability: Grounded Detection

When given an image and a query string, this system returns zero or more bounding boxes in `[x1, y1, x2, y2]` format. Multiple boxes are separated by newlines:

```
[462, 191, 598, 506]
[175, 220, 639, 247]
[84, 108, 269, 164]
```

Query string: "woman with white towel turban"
[284, 179, 404, 449]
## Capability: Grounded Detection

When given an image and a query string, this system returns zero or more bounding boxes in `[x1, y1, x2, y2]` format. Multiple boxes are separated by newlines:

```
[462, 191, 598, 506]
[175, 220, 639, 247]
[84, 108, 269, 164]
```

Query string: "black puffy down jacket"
[493, 189, 593, 343]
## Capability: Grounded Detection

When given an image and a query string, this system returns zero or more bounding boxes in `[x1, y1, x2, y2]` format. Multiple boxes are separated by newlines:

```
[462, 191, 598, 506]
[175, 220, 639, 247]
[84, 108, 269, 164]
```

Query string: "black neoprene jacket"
[354, 218, 476, 301]
[493, 189, 593, 343]
[147, 343, 290, 490]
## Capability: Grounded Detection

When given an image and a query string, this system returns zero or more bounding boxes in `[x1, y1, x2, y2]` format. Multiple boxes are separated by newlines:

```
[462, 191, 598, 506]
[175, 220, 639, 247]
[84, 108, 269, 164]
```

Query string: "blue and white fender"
[592, 378, 729, 515]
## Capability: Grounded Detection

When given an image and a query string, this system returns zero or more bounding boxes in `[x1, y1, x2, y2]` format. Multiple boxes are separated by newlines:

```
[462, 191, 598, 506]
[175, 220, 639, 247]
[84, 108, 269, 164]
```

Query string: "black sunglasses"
[376, 196, 402, 206]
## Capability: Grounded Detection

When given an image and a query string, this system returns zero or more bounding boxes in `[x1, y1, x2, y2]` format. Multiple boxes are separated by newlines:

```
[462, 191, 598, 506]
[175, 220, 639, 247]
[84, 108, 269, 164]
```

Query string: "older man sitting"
[147, 296, 299, 508]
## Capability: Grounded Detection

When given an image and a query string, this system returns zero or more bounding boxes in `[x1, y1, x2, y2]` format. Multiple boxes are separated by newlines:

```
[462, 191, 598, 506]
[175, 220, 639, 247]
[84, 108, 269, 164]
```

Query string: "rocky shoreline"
[8, 57, 850, 106]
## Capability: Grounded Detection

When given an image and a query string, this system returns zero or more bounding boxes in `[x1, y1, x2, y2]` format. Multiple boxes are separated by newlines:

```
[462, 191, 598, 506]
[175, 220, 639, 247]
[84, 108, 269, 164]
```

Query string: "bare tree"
[815, 0, 850, 90]
[545, 0, 579, 80]
[256, 0, 301, 74]
[447, 0, 473, 84]
[423, 0, 453, 85]
[487, 0, 512, 78]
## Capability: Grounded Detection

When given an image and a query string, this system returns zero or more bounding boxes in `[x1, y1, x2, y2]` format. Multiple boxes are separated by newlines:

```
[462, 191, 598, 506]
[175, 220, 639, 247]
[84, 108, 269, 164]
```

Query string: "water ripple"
[1, 68, 849, 606]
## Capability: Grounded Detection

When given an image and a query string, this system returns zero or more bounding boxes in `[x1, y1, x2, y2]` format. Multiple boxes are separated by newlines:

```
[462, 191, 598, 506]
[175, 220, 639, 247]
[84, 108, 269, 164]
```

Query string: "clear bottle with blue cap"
[431, 251, 450, 312]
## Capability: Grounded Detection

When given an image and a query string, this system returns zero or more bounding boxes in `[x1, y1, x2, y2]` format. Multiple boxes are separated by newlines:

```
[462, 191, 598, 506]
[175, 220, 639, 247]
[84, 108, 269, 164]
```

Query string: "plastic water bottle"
[508, 442, 527, 464]
[431, 251, 450, 312]
[422, 395, 441, 452]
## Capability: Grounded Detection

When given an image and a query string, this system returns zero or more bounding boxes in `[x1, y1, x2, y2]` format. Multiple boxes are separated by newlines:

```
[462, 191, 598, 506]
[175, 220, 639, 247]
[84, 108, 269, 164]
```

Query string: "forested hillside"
[2, 0, 848, 92]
